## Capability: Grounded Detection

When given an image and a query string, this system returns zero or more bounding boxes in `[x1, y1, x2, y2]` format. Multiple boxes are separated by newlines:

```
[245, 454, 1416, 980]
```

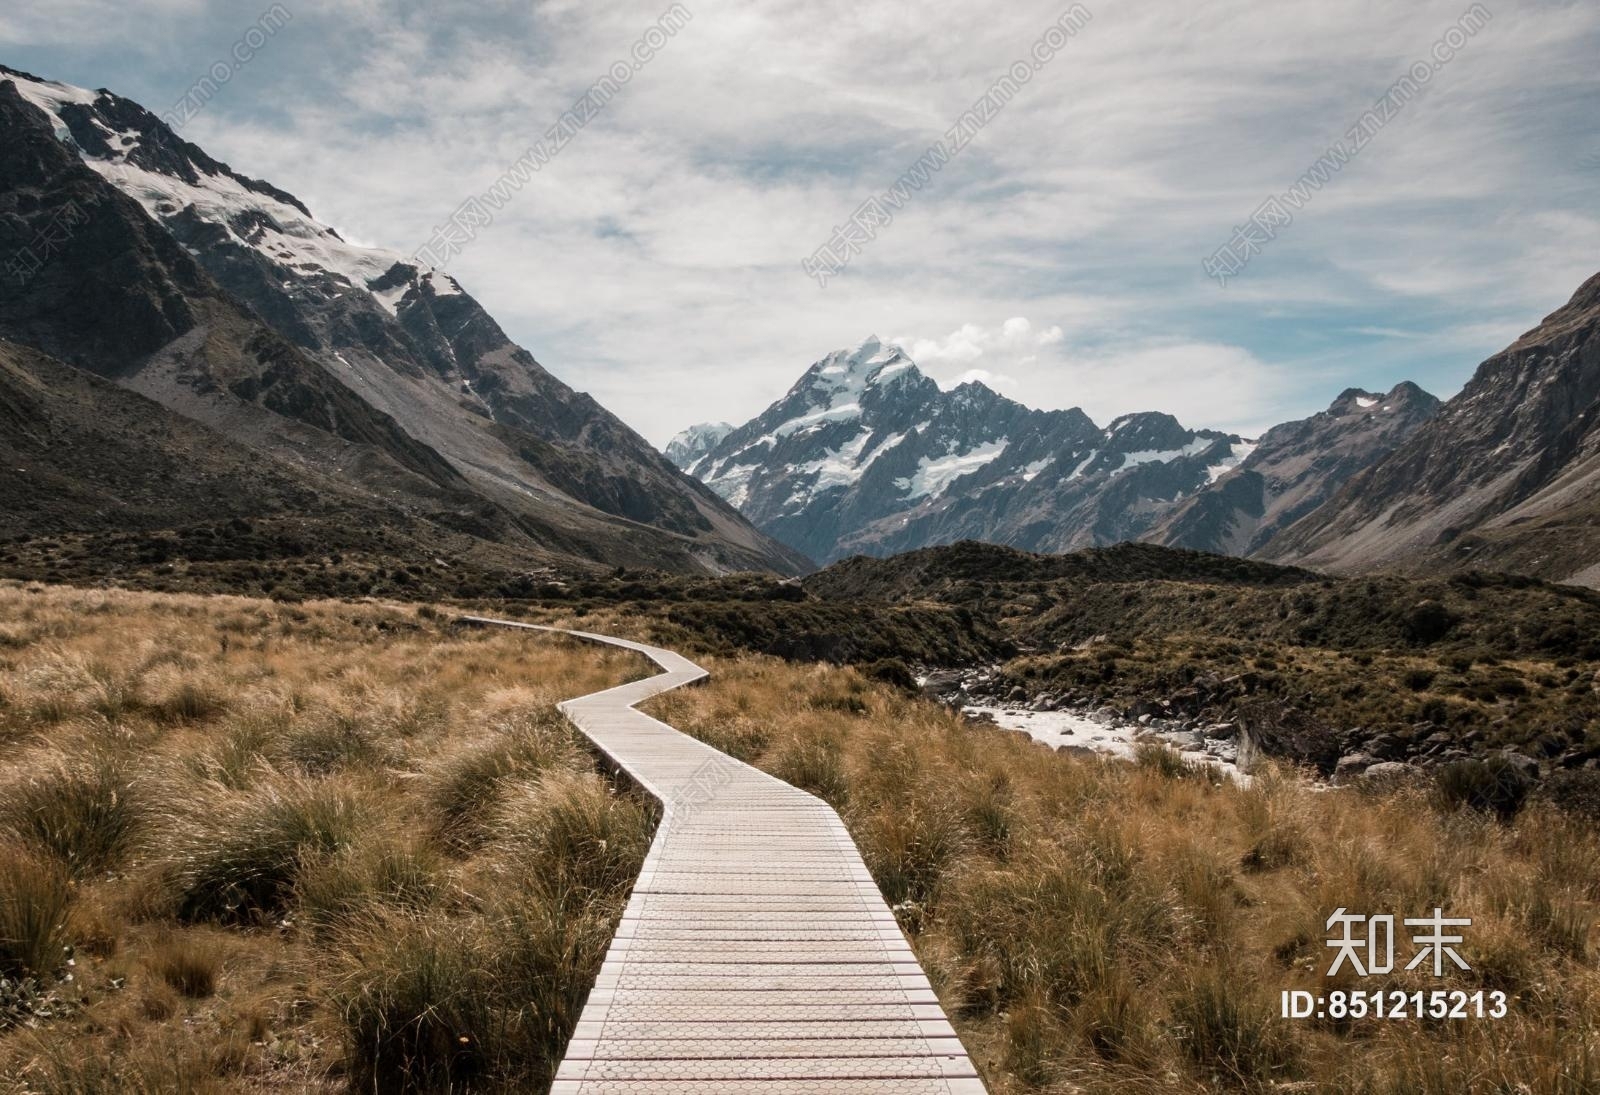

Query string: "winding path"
[460, 618, 986, 1094]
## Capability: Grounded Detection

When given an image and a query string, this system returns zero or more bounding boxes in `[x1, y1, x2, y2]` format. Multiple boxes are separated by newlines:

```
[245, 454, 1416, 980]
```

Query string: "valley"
[2, 21, 1599, 1095]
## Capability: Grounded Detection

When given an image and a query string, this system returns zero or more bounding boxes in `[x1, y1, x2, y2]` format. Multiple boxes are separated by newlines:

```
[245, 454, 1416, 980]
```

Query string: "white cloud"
[891, 318, 1066, 392]
[890, 326, 1293, 436]
[949, 367, 1019, 389]
[1047, 341, 1299, 438]
[4, 0, 1598, 445]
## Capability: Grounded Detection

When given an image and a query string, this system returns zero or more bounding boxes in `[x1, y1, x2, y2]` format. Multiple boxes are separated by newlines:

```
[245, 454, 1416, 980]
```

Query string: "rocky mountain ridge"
[1262, 272, 1600, 586]
[0, 64, 807, 578]
[671, 336, 1438, 566]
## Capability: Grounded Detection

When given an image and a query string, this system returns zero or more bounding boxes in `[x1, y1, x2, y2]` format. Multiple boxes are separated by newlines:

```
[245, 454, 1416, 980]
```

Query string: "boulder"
[1168, 687, 1204, 709]
[1236, 720, 1263, 773]
[1559, 746, 1600, 769]
[1499, 750, 1541, 780]
[1363, 732, 1407, 761]
[1332, 752, 1375, 785]
[1219, 671, 1261, 695]
[1361, 761, 1420, 782]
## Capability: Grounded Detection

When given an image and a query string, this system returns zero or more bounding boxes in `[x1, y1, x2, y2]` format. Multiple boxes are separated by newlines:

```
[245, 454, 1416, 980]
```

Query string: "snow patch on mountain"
[664, 421, 734, 469]
[1118, 437, 1215, 472]
[6, 69, 433, 316]
[1205, 440, 1258, 483]
[897, 441, 1009, 500]
[679, 337, 1274, 562]
[798, 431, 874, 493]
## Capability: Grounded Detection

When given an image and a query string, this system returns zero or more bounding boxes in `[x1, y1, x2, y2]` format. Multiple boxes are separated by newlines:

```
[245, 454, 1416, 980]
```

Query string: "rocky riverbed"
[922, 665, 1565, 789]
[961, 701, 1248, 782]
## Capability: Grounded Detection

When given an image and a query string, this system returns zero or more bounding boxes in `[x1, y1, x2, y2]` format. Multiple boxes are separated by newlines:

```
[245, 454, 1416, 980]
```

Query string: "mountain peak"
[1328, 381, 1439, 417]
[663, 422, 734, 470]
[0, 62, 810, 578]
[1, 66, 432, 314]
[811, 336, 915, 388]
[1329, 387, 1383, 413]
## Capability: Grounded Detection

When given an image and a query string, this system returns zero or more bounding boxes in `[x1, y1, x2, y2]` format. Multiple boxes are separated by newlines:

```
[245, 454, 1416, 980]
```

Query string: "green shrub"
[334, 912, 496, 1093]
[1134, 742, 1192, 780]
[767, 735, 849, 806]
[1538, 769, 1600, 823]
[1403, 600, 1458, 644]
[961, 771, 1016, 859]
[863, 657, 918, 692]
[490, 771, 653, 897]
[284, 713, 385, 775]
[148, 680, 227, 723]
[1434, 757, 1533, 820]
[691, 716, 769, 763]
[146, 933, 225, 998]
[335, 878, 626, 1092]
[861, 794, 968, 911]
[1403, 667, 1437, 691]
[297, 837, 443, 938]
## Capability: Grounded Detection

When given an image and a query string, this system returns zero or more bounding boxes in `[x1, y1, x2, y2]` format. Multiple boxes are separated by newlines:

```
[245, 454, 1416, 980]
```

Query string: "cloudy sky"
[6, 0, 1598, 444]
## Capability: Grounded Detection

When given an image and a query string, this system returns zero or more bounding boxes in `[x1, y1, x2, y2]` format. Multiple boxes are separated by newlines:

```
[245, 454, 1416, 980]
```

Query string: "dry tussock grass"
[646, 653, 1600, 1095]
[7, 581, 1596, 1093]
[0, 582, 651, 1093]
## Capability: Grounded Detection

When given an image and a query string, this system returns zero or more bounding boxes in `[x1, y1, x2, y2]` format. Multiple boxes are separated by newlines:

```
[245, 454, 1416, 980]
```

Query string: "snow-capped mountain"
[664, 422, 733, 469]
[0, 64, 807, 576]
[681, 336, 1256, 563]
[1149, 382, 1441, 556]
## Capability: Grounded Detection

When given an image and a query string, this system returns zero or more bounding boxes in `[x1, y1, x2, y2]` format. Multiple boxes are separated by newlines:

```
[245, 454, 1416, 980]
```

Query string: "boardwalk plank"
[460, 617, 987, 1092]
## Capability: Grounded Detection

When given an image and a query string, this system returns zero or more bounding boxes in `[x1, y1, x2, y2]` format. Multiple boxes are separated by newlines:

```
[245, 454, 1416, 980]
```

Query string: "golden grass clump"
[0, 582, 651, 1090]
[0, 750, 144, 878]
[0, 838, 73, 980]
[427, 709, 584, 851]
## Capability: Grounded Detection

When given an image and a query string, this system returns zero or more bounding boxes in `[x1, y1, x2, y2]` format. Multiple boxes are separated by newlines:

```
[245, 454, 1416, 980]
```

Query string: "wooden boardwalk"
[462, 618, 986, 1094]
